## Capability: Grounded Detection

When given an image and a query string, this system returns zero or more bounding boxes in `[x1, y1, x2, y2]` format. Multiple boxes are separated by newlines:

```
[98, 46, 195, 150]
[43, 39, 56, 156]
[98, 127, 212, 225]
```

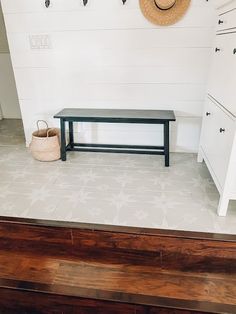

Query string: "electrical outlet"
[29, 34, 52, 50]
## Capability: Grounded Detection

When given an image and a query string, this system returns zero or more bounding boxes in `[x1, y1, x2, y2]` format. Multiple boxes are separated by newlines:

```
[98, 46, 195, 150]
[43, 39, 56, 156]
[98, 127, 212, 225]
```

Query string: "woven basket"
[29, 120, 60, 162]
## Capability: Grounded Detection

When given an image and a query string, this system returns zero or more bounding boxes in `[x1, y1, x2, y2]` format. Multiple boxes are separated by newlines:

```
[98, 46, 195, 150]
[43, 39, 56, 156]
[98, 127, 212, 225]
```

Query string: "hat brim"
[139, 0, 191, 26]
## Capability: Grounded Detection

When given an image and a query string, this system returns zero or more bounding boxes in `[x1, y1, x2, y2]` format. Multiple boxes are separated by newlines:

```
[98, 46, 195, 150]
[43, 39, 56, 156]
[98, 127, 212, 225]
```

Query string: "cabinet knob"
[220, 128, 225, 133]
[45, 0, 50, 8]
[206, 112, 211, 116]
[215, 47, 221, 52]
[218, 19, 224, 24]
[233, 48, 236, 55]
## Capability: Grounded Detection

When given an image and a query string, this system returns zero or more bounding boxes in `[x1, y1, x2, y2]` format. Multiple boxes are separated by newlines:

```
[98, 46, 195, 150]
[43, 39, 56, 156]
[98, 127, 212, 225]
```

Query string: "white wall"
[1, 0, 215, 151]
[0, 3, 21, 119]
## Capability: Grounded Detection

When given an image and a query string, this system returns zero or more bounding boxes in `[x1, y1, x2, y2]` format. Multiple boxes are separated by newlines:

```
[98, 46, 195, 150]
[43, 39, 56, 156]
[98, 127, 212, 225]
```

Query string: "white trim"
[0, 103, 3, 120]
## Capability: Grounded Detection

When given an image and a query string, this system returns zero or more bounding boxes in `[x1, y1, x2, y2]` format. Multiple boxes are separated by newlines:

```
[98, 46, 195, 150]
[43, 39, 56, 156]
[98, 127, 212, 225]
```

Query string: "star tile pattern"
[0, 119, 236, 234]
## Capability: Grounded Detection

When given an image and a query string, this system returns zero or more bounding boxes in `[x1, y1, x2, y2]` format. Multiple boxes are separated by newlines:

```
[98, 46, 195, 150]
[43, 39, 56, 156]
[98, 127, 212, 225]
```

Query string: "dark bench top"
[54, 108, 176, 123]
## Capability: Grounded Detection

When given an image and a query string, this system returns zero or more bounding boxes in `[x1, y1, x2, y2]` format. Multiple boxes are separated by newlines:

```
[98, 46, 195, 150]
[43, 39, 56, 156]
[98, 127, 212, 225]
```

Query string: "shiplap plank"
[3, 8, 215, 33]
[54, 66, 209, 84]
[7, 32, 212, 68]
[52, 29, 213, 49]
[14, 67, 205, 102]
[13, 65, 208, 84]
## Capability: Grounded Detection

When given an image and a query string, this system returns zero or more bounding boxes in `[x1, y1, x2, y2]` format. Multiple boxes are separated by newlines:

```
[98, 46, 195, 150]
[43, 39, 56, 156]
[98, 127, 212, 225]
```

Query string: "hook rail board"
[82, 0, 126, 5]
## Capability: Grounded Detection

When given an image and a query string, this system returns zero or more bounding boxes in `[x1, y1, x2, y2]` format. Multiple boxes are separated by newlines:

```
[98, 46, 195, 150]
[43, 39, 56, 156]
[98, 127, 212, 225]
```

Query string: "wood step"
[0, 216, 235, 313]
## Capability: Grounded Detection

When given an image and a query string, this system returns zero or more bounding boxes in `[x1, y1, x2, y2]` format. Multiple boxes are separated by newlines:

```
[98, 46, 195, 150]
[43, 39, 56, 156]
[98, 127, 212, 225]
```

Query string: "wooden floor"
[0, 217, 235, 313]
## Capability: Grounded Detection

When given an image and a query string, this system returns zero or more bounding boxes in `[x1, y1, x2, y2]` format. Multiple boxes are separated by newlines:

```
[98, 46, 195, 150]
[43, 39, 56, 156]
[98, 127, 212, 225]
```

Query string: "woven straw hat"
[139, 0, 191, 26]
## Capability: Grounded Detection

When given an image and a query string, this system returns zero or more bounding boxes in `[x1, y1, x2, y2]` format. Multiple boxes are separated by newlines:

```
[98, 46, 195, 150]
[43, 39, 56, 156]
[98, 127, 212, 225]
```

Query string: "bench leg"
[60, 118, 66, 161]
[164, 121, 170, 167]
[69, 121, 74, 149]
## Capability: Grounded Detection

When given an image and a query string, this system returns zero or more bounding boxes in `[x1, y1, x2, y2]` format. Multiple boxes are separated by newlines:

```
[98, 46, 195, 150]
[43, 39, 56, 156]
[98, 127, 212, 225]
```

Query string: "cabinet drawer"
[217, 9, 236, 32]
[201, 98, 235, 188]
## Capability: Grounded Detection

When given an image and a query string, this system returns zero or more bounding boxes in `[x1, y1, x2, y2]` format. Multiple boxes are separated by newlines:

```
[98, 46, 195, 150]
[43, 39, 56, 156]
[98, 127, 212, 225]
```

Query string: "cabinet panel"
[212, 105, 235, 187]
[208, 35, 228, 106]
[222, 37, 236, 116]
[217, 9, 236, 32]
[201, 98, 235, 188]
[208, 33, 236, 115]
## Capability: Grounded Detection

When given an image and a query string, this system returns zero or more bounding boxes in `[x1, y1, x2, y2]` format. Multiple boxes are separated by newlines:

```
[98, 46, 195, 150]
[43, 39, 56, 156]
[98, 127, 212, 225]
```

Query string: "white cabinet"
[198, 4, 236, 216]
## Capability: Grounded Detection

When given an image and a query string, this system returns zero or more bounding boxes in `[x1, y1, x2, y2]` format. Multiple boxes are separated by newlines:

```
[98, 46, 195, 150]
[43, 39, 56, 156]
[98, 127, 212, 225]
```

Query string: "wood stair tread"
[0, 250, 235, 308]
[0, 217, 235, 313]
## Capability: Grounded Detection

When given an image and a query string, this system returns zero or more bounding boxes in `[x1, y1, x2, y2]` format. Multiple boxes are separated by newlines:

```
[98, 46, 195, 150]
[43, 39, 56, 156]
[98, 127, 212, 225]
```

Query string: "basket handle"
[46, 128, 55, 138]
[36, 120, 49, 133]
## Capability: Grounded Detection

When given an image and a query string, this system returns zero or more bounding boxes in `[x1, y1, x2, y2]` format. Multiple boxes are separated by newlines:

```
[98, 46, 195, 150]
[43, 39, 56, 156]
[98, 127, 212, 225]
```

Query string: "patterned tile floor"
[0, 119, 236, 234]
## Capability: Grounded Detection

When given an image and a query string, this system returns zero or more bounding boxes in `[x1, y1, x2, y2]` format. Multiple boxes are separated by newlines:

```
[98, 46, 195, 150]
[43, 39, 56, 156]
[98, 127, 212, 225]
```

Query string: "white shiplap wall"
[1, 0, 215, 151]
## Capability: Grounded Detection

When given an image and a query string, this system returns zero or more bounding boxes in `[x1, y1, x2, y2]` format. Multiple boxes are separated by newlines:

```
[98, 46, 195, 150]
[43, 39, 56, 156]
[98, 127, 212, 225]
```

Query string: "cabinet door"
[201, 98, 235, 188]
[208, 33, 236, 115]
[223, 37, 236, 116]
[213, 104, 235, 187]
[208, 35, 230, 106]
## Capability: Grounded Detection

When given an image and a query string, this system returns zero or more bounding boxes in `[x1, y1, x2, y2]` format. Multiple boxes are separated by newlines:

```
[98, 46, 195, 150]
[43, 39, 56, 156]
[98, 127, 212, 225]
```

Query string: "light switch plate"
[29, 34, 52, 50]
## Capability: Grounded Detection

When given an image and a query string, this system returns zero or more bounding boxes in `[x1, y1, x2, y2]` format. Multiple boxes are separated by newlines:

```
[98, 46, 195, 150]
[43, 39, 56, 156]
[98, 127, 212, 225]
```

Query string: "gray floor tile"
[0, 119, 236, 234]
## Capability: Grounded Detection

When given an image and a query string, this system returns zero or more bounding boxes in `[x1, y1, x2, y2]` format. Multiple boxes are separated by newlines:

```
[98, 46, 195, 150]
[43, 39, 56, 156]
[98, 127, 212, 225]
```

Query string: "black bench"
[54, 109, 176, 167]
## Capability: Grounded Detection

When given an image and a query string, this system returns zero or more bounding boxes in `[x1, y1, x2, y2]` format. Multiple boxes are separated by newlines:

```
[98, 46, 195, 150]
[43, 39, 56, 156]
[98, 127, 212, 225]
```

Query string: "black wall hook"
[122, 0, 127, 4]
[45, 0, 50, 8]
[83, 0, 88, 5]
